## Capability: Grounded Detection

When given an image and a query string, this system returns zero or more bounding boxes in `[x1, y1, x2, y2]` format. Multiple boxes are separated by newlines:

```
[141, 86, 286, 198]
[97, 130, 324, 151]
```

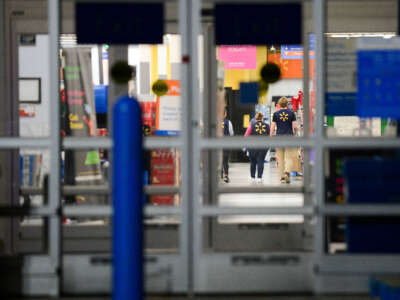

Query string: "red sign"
[150, 149, 176, 205]
[140, 101, 156, 129]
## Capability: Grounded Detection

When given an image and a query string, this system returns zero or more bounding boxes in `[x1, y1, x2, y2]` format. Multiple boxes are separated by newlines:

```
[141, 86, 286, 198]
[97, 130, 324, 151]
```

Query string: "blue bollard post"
[113, 95, 143, 300]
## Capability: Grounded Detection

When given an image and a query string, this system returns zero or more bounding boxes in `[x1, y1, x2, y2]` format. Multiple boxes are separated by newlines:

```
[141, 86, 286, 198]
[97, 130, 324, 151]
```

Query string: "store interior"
[17, 32, 399, 255]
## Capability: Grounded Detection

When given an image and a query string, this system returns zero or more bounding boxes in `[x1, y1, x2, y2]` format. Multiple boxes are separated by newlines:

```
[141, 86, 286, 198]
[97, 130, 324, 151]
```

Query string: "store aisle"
[218, 162, 304, 224]
[222, 161, 303, 186]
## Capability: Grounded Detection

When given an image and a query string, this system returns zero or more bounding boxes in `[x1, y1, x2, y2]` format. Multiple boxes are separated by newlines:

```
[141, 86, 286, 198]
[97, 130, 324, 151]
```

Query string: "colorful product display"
[150, 149, 176, 205]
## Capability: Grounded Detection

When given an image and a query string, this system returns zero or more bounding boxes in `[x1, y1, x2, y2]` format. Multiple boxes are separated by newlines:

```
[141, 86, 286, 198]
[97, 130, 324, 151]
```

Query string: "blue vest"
[251, 120, 269, 136]
[222, 119, 230, 136]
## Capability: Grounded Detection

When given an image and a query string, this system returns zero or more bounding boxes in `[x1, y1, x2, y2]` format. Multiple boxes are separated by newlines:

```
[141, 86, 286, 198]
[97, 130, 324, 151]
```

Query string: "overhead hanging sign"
[218, 46, 257, 69]
[76, 3, 164, 44]
[281, 35, 315, 59]
[326, 39, 357, 116]
[357, 37, 400, 118]
[215, 4, 302, 45]
[280, 46, 304, 59]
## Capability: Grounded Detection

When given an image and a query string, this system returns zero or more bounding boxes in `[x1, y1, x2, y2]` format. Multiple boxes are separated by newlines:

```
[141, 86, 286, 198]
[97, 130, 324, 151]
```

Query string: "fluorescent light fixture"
[326, 32, 396, 39]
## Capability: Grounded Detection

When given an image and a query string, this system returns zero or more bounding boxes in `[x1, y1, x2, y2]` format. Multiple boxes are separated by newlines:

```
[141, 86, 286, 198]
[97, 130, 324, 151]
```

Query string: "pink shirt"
[244, 125, 252, 136]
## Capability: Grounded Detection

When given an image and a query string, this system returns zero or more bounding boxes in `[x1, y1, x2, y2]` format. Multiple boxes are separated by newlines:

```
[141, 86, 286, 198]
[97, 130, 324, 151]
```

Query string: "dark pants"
[222, 150, 230, 177]
[249, 150, 267, 178]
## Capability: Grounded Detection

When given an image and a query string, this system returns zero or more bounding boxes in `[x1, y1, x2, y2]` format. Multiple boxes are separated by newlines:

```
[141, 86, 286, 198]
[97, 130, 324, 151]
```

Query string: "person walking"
[221, 108, 234, 183]
[270, 97, 298, 183]
[244, 112, 270, 183]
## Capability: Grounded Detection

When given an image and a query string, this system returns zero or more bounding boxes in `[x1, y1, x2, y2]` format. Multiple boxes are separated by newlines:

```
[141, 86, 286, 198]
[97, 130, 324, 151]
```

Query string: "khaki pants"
[276, 148, 298, 178]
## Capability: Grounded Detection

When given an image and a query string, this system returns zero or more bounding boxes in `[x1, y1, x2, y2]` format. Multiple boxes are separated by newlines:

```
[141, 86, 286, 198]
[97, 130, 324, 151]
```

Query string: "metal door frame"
[1, 0, 400, 296]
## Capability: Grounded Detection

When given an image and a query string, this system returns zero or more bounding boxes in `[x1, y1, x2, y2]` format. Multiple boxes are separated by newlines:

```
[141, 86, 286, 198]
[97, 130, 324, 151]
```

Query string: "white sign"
[327, 39, 357, 93]
[357, 37, 400, 50]
[158, 96, 181, 131]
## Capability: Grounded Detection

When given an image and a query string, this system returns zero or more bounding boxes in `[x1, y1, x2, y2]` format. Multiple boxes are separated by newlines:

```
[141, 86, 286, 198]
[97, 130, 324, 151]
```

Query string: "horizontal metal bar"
[0, 206, 53, 216]
[144, 205, 181, 216]
[323, 137, 400, 149]
[143, 136, 181, 149]
[0, 136, 180, 150]
[4, 137, 398, 151]
[63, 137, 112, 149]
[200, 206, 314, 216]
[21, 185, 179, 196]
[321, 204, 400, 216]
[29, 206, 54, 216]
[64, 0, 176, 3]
[64, 205, 182, 217]
[20, 185, 110, 196]
[5, 137, 397, 151]
[12, 203, 400, 218]
[217, 185, 311, 194]
[0, 138, 50, 149]
[63, 185, 110, 195]
[63, 205, 112, 217]
[200, 137, 314, 150]
[20, 187, 43, 195]
[204, 0, 308, 3]
[318, 254, 400, 274]
[144, 185, 180, 195]
[201, 137, 400, 150]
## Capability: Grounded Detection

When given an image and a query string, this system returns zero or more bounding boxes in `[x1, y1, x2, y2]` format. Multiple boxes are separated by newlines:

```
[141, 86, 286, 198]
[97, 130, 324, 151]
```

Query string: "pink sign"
[218, 46, 257, 69]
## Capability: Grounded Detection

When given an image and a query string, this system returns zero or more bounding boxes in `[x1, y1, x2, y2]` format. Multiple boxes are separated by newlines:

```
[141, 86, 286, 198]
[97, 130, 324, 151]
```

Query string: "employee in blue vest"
[244, 112, 270, 183]
[270, 97, 298, 184]
[221, 108, 234, 183]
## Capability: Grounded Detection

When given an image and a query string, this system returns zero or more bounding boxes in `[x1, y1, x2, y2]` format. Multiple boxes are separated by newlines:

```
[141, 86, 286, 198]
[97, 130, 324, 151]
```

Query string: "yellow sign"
[70, 122, 84, 129]
[243, 114, 250, 128]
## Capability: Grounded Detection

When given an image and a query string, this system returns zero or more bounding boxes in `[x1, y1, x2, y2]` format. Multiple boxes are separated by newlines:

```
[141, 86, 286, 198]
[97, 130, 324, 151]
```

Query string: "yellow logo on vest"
[255, 121, 267, 134]
[279, 112, 289, 122]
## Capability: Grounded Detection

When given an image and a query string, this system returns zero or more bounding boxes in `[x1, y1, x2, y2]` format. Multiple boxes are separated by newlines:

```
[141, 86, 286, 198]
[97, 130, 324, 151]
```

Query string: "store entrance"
[4, 1, 314, 295]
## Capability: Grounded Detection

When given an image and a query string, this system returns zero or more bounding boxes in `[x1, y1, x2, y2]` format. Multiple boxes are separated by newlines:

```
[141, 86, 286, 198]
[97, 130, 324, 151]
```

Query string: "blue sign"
[280, 45, 304, 59]
[154, 130, 180, 136]
[94, 85, 108, 114]
[326, 93, 357, 116]
[76, 3, 164, 44]
[281, 34, 316, 59]
[309, 34, 316, 52]
[357, 50, 400, 118]
[239, 82, 259, 104]
[215, 4, 301, 45]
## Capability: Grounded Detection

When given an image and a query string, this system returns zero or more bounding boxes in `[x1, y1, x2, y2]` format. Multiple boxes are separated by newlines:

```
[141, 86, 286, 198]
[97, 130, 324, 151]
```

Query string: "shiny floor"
[219, 162, 304, 224]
